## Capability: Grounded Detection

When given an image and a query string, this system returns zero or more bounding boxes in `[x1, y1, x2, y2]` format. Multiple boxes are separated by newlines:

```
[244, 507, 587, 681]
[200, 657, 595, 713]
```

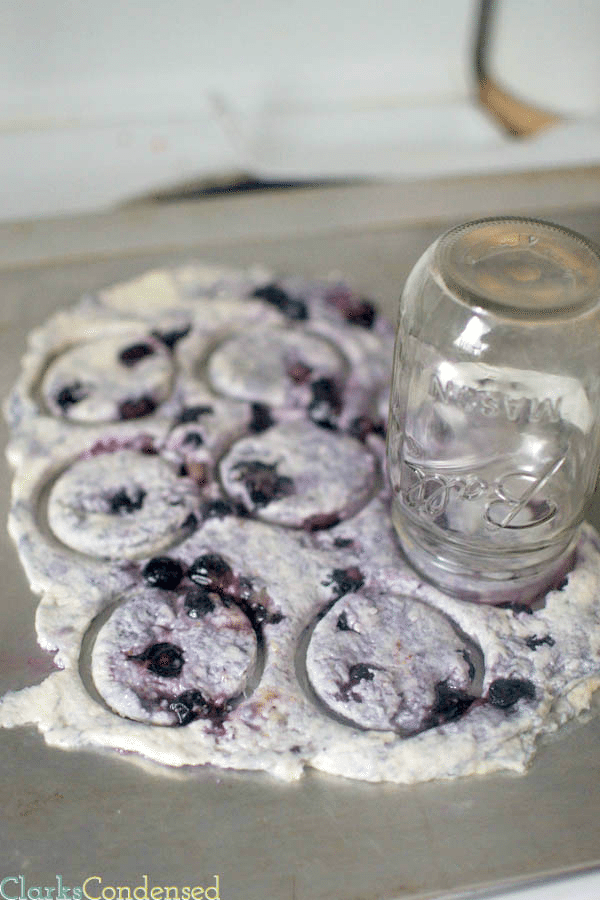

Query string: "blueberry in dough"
[423, 682, 476, 728]
[336, 612, 354, 632]
[118, 395, 157, 420]
[249, 403, 274, 434]
[92, 586, 258, 727]
[335, 663, 377, 702]
[525, 634, 555, 650]
[152, 324, 191, 349]
[142, 557, 184, 590]
[109, 488, 146, 515]
[202, 499, 248, 519]
[326, 567, 364, 599]
[348, 416, 386, 442]
[47, 449, 200, 560]
[176, 405, 214, 424]
[119, 343, 155, 367]
[56, 381, 89, 412]
[184, 587, 216, 619]
[43, 334, 173, 423]
[169, 690, 209, 726]
[252, 283, 308, 321]
[349, 663, 375, 684]
[488, 678, 536, 709]
[349, 299, 377, 329]
[232, 460, 295, 508]
[130, 642, 185, 678]
[188, 554, 233, 594]
[307, 593, 478, 733]
[325, 287, 378, 329]
[309, 378, 342, 429]
[182, 431, 204, 448]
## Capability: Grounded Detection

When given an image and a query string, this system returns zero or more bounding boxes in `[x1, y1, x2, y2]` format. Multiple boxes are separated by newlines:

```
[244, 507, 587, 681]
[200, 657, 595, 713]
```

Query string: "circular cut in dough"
[306, 592, 477, 733]
[47, 449, 199, 559]
[165, 394, 250, 481]
[42, 334, 173, 422]
[207, 326, 345, 407]
[92, 588, 258, 726]
[219, 420, 376, 528]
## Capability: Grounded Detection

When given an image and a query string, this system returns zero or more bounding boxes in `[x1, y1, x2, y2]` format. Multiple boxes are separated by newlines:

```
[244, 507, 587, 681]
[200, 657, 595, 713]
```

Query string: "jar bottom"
[391, 503, 578, 606]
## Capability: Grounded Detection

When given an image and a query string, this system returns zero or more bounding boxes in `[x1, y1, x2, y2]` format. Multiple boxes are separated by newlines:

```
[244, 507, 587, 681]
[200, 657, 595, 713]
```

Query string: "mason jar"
[387, 217, 600, 604]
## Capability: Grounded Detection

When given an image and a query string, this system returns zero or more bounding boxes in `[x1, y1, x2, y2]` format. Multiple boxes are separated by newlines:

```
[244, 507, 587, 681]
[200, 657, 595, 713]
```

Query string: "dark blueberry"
[333, 537, 353, 548]
[118, 343, 155, 367]
[203, 499, 232, 518]
[176, 405, 214, 424]
[169, 689, 208, 725]
[181, 512, 198, 531]
[188, 553, 233, 594]
[237, 577, 254, 602]
[108, 487, 146, 515]
[308, 378, 342, 429]
[496, 601, 534, 615]
[348, 663, 375, 685]
[424, 681, 476, 728]
[252, 283, 308, 321]
[268, 611, 284, 625]
[488, 678, 536, 709]
[152, 324, 191, 350]
[131, 642, 184, 678]
[349, 299, 377, 329]
[314, 418, 338, 432]
[348, 416, 387, 442]
[556, 576, 569, 591]
[335, 663, 378, 704]
[249, 403, 274, 433]
[119, 395, 157, 419]
[525, 634, 556, 651]
[141, 442, 159, 455]
[56, 381, 88, 412]
[202, 499, 248, 519]
[233, 460, 294, 508]
[250, 603, 268, 625]
[325, 288, 377, 329]
[282, 297, 308, 321]
[184, 587, 216, 619]
[326, 566, 364, 599]
[142, 556, 184, 590]
[304, 512, 341, 531]
[252, 283, 288, 308]
[336, 611, 353, 632]
[182, 431, 204, 447]
[348, 416, 372, 441]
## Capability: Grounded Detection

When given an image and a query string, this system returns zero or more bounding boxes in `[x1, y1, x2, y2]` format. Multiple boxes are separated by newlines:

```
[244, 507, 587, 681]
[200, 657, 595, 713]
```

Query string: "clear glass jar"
[387, 218, 600, 604]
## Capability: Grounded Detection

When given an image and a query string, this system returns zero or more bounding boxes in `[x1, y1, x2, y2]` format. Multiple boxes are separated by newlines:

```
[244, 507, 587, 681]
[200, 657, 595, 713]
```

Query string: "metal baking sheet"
[1, 187, 600, 900]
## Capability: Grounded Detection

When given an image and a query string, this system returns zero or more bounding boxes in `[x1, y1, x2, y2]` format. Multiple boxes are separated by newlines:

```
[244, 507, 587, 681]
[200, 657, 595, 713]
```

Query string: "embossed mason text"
[430, 374, 562, 424]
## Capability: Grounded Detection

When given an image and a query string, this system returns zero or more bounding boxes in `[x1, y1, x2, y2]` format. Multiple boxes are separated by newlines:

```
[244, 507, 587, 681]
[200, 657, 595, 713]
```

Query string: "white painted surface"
[488, 0, 600, 116]
[2, 1, 600, 223]
[2, 0, 475, 125]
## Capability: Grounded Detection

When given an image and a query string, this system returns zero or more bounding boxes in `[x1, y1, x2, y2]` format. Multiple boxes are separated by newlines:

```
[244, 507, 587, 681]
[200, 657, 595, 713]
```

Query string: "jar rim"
[434, 217, 600, 319]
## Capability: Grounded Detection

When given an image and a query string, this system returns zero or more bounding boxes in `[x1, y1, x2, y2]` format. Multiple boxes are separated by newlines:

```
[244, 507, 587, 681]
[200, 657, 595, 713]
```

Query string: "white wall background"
[489, 0, 600, 116]
[2, 0, 600, 221]
[3, 0, 475, 123]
